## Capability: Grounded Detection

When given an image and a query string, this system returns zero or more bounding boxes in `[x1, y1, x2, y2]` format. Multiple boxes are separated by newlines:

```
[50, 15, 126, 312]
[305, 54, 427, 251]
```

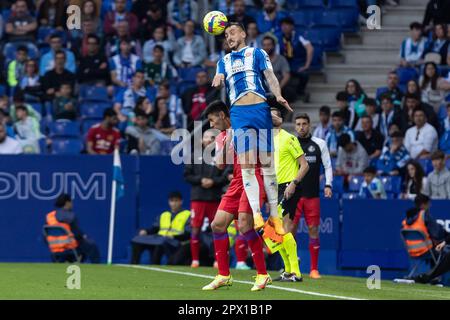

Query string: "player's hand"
[436, 241, 446, 252]
[324, 186, 332, 198]
[212, 74, 224, 88]
[139, 229, 148, 236]
[276, 95, 293, 112]
[284, 182, 296, 200]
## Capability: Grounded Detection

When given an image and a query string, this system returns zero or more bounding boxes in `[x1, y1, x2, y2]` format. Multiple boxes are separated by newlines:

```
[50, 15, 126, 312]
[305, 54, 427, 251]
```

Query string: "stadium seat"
[305, 27, 341, 51]
[380, 176, 402, 195]
[51, 138, 84, 155]
[311, 10, 341, 28]
[178, 67, 204, 82]
[38, 137, 48, 154]
[446, 159, 450, 169]
[49, 120, 81, 138]
[328, 0, 358, 8]
[319, 174, 344, 194]
[177, 80, 196, 96]
[79, 86, 109, 102]
[82, 119, 101, 135]
[329, 8, 359, 32]
[29, 102, 43, 115]
[342, 192, 360, 199]
[396, 67, 419, 85]
[80, 101, 111, 119]
[290, 10, 316, 27]
[417, 159, 433, 174]
[296, 0, 325, 9]
[349, 175, 364, 192]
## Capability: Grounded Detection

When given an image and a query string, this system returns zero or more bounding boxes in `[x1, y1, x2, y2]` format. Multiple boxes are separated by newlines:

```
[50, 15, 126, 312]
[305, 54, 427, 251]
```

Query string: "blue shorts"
[230, 102, 273, 154]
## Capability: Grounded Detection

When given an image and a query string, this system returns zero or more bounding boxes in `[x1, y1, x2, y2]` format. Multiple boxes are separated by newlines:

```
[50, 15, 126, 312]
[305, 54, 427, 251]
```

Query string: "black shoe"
[273, 272, 291, 282]
[413, 273, 430, 284]
[287, 274, 303, 282]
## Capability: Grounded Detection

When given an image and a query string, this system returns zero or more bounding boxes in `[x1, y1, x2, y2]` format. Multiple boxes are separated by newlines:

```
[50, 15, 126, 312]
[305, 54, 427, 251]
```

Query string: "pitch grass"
[0, 263, 449, 300]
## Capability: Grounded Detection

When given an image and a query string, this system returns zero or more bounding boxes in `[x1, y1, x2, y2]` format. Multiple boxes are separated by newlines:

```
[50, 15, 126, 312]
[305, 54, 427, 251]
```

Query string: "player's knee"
[237, 215, 252, 233]
[211, 220, 226, 233]
[191, 227, 200, 236]
[308, 226, 319, 238]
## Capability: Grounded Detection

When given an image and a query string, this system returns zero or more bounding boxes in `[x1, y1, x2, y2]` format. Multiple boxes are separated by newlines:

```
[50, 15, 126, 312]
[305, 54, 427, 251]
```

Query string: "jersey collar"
[232, 45, 248, 53]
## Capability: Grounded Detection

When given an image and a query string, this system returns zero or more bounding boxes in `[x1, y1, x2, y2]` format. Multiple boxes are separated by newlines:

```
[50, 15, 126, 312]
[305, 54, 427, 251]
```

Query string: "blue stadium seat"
[330, 8, 359, 32]
[342, 192, 360, 199]
[79, 86, 109, 102]
[310, 44, 324, 69]
[349, 175, 364, 192]
[311, 10, 341, 28]
[417, 159, 433, 174]
[49, 120, 81, 138]
[396, 67, 419, 85]
[305, 27, 341, 51]
[29, 102, 43, 115]
[82, 119, 101, 135]
[37, 27, 55, 43]
[51, 138, 83, 155]
[328, 0, 358, 8]
[290, 10, 316, 27]
[178, 67, 204, 82]
[81, 101, 111, 119]
[177, 81, 196, 96]
[380, 176, 402, 195]
[447, 159, 450, 169]
[437, 104, 447, 120]
[38, 137, 48, 154]
[296, 0, 325, 8]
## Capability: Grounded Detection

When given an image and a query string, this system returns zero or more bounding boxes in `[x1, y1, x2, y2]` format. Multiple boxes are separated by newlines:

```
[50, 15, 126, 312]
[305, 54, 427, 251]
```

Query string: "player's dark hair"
[103, 107, 117, 119]
[431, 150, 445, 160]
[409, 21, 422, 30]
[135, 109, 149, 119]
[203, 100, 229, 118]
[224, 22, 246, 34]
[363, 166, 376, 175]
[331, 111, 344, 119]
[55, 193, 72, 208]
[338, 133, 352, 148]
[380, 93, 393, 103]
[15, 105, 28, 113]
[153, 44, 164, 52]
[168, 191, 183, 200]
[414, 193, 429, 208]
[280, 17, 295, 26]
[336, 91, 349, 102]
[319, 105, 331, 115]
[295, 113, 310, 123]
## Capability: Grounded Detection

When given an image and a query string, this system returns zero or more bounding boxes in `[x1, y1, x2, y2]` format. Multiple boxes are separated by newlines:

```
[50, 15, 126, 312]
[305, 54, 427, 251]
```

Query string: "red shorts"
[293, 197, 320, 226]
[218, 174, 266, 219]
[190, 201, 220, 227]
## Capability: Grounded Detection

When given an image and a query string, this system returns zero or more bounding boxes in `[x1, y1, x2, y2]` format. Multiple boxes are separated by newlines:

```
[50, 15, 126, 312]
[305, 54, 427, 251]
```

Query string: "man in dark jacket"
[184, 130, 229, 268]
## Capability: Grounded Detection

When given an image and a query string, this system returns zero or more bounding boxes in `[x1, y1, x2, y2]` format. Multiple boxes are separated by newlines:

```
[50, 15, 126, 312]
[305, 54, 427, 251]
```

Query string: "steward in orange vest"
[401, 194, 446, 258]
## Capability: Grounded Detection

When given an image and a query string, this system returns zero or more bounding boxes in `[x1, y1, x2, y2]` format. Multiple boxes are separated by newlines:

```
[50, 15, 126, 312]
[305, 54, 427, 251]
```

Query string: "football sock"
[309, 237, 320, 271]
[261, 167, 278, 217]
[241, 168, 261, 215]
[278, 247, 291, 274]
[213, 232, 230, 276]
[190, 233, 200, 262]
[283, 233, 301, 277]
[243, 229, 267, 275]
[234, 235, 248, 263]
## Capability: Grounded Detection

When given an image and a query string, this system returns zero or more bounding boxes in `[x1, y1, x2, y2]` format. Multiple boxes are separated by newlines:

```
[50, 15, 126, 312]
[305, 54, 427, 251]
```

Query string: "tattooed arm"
[263, 68, 293, 112]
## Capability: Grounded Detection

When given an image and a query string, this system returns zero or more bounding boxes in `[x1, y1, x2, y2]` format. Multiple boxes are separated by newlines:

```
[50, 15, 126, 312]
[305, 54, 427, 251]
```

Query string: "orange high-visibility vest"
[45, 211, 78, 253]
[402, 210, 433, 257]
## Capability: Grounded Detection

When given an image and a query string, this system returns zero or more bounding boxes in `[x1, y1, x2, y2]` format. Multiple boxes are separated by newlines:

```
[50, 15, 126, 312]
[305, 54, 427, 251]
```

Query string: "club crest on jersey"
[308, 145, 316, 153]
[245, 51, 252, 57]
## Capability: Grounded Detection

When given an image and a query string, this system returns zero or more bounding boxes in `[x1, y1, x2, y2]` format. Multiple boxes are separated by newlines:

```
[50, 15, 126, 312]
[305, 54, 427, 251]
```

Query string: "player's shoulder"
[311, 136, 327, 149]
[281, 129, 299, 142]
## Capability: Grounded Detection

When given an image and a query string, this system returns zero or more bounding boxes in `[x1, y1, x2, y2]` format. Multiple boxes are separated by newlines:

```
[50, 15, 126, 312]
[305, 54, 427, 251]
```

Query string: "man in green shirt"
[144, 45, 173, 86]
[271, 107, 309, 282]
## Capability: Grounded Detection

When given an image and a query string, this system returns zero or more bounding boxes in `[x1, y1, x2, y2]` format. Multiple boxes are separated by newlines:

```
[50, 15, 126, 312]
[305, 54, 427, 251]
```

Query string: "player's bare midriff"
[234, 92, 265, 105]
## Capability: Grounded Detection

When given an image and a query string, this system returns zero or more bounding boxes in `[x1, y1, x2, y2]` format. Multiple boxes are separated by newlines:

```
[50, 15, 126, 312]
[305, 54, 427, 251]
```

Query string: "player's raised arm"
[212, 59, 225, 88]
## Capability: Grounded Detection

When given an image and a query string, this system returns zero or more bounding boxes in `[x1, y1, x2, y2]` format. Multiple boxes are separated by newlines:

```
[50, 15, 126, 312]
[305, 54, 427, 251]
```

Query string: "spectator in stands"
[377, 131, 410, 176]
[103, 0, 138, 38]
[125, 110, 161, 155]
[424, 150, 450, 199]
[401, 160, 428, 200]
[262, 35, 295, 103]
[114, 70, 155, 123]
[0, 123, 22, 154]
[45, 193, 100, 263]
[155, 81, 184, 133]
[7, 45, 28, 89]
[42, 50, 76, 100]
[9, 90, 41, 123]
[422, 0, 450, 31]
[53, 82, 77, 121]
[404, 108, 439, 159]
[256, 0, 287, 34]
[13, 105, 41, 153]
[77, 34, 110, 86]
[400, 22, 427, 67]
[0, 108, 15, 138]
[144, 45, 174, 86]
[345, 79, 367, 118]
[37, 0, 66, 30]
[86, 108, 121, 155]
[19, 59, 43, 101]
[214, 0, 233, 16]
[245, 21, 262, 48]
[355, 98, 379, 131]
[153, 96, 174, 134]
[356, 115, 384, 163]
[420, 62, 449, 112]
[39, 33, 76, 76]
[167, 0, 199, 31]
[325, 111, 355, 158]
[184, 130, 229, 268]
[227, 0, 256, 29]
[80, 0, 101, 34]
[132, 0, 167, 40]
[182, 70, 219, 126]
[173, 20, 206, 68]
[130, 191, 191, 265]
[336, 91, 358, 130]
[277, 17, 313, 101]
[359, 167, 387, 199]
[313, 105, 331, 140]
[109, 38, 142, 88]
[105, 20, 142, 58]
[376, 71, 403, 107]
[423, 23, 450, 66]
[132, 96, 155, 126]
[378, 94, 399, 138]
[142, 26, 174, 64]
[335, 133, 369, 177]
[440, 103, 450, 154]
[399, 93, 440, 133]
[5, 0, 37, 43]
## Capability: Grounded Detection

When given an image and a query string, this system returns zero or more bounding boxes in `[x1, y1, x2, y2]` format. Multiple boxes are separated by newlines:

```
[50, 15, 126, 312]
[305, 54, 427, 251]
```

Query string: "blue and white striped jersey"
[216, 46, 272, 106]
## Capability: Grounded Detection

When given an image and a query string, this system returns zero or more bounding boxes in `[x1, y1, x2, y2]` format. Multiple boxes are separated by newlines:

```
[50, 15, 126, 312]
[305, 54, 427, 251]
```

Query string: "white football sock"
[261, 167, 278, 217]
[241, 168, 261, 215]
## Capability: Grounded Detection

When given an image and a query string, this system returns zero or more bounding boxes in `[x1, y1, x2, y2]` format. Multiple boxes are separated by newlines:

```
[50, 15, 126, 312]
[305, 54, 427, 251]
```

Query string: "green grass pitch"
[0, 263, 449, 300]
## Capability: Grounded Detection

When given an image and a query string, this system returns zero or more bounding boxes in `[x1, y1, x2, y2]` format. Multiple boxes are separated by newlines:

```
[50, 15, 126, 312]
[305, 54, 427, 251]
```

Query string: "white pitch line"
[116, 264, 366, 301]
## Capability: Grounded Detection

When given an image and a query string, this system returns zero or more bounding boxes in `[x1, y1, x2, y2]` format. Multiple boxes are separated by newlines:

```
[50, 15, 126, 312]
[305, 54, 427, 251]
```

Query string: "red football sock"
[243, 229, 267, 275]
[190, 234, 200, 262]
[234, 235, 248, 262]
[309, 238, 320, 271]
[213, 232, 230, 276]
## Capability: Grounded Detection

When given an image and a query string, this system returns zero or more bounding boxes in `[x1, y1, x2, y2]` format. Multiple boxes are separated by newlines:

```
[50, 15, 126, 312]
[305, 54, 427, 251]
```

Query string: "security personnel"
[131, 191, 191, 265]
[44, 194, 100, 263]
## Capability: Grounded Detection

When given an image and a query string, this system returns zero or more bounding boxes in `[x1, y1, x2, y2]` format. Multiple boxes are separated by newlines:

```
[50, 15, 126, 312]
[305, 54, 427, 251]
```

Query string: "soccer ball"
[203, 11, 228, 36]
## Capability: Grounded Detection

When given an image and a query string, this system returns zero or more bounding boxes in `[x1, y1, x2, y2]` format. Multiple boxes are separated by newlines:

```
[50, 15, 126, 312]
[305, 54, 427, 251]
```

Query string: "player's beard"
[228, 38, 242, 51]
